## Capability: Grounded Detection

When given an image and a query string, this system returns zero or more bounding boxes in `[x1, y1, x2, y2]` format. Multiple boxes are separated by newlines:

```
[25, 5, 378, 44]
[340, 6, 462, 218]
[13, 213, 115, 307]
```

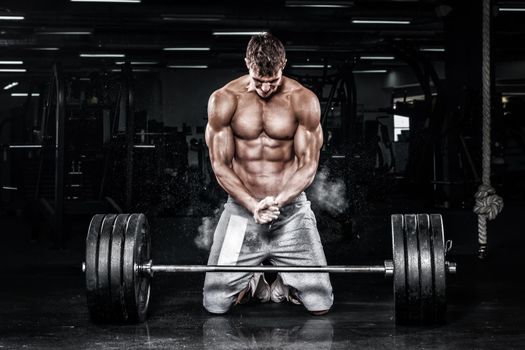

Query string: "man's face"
[246, 61, 284, 99]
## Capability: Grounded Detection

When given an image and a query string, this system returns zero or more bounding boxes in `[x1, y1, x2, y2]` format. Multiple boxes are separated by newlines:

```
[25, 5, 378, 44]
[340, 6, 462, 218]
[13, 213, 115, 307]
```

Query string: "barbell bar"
[81, 260, 457, 275]
[138, 260, 455, 276]
[83, 212, 456, 325]
[141, 262, 393, 275]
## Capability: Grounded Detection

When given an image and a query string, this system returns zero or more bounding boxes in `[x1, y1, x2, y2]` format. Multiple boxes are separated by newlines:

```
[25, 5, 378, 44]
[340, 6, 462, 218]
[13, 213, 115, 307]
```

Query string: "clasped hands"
[253, 196, 280, 224]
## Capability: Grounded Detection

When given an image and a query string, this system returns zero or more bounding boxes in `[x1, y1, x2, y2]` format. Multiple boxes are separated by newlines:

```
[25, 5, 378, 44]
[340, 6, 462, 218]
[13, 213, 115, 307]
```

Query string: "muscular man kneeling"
[203, 33, 333, 315]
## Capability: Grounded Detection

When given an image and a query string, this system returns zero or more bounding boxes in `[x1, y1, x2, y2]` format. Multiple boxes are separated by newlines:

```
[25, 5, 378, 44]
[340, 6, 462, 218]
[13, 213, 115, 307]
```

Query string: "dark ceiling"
[0, 0, 524, 78]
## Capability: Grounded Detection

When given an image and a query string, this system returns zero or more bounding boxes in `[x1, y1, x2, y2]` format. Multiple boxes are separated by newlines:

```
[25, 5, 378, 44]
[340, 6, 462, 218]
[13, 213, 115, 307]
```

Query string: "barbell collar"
[384, 260, 394, 277]
[446, 261, 457, 274]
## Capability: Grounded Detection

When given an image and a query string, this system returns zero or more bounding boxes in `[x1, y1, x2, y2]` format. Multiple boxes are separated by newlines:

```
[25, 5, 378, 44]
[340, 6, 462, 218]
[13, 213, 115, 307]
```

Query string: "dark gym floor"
[1, 199, 524, 349]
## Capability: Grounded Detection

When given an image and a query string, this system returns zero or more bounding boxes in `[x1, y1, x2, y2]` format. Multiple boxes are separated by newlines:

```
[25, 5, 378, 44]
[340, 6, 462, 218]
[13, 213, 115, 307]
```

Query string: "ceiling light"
[163, 47, 210, 51]
[353, 69, 387, 73]
[419, 48, 445, 52]
[291, 64, 332, 68]
[3, 82, 18, 90]
[27, 47, 60, 51]
[499, 7, 525, 12]
[285, 1, 353, 8]
[167, 65, 208, 69]
[0, 61, 23, 64]
[36, 28, 92, 35]
[360, 56, 394, 60]
[0, 15, 24, 20]
[213, 31, 267, 36]
[352, 19, 411, 24]
[286, 45, 350, 53]
[70, 0, 141, 3]
[80, 53, 125, 58]
[162, 14, 224, 22]
[133, 145, 155, 148]
[111, 68, 151, 72]
[115, 61, 158, 65]
[286, 45, 321, 52]
[0, 69, 26, 72]
[11, 93, 39, 97]
[9, 145, 42, 149]
[287, 4, 349, 8]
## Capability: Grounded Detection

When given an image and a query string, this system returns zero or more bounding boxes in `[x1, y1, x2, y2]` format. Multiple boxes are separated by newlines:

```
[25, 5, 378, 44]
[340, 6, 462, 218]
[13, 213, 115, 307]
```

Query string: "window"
[393, 114, 410, 141]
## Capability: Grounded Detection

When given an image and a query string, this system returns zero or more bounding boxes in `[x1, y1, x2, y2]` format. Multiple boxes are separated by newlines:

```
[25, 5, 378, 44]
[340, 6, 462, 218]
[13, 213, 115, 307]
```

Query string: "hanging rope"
[475, 0, 503, 259]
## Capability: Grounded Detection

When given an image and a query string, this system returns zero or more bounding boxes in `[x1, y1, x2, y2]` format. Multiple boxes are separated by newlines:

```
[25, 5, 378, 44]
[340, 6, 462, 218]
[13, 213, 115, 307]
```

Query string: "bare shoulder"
[209, 75, 249, 106]
[208, 79, 244, 127]
[284, 77, 320, 125]
[209, 85, 236, 108]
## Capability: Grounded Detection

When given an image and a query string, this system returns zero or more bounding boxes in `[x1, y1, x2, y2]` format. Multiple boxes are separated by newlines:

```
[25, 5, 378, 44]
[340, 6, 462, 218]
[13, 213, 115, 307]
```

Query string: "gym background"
[0, 0, 523, 349]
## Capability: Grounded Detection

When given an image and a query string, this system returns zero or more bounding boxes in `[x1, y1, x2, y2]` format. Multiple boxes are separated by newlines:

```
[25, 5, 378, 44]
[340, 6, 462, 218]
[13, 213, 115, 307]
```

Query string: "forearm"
[274, 164, 317, 207]
[213, 164, 258, 213]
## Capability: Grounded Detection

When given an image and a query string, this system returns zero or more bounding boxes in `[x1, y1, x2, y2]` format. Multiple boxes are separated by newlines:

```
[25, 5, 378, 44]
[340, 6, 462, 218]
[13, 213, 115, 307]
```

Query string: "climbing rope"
[476, 0, 503, 259]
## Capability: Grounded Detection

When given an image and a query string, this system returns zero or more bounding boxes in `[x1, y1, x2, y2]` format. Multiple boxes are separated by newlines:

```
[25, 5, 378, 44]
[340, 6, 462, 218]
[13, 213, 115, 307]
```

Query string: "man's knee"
[300, 287, 334, 314]
[203, 289, 235, 314]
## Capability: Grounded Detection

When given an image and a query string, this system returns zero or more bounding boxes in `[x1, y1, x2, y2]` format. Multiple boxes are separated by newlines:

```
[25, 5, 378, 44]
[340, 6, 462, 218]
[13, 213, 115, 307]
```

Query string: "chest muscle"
[232, 96, 297, 141]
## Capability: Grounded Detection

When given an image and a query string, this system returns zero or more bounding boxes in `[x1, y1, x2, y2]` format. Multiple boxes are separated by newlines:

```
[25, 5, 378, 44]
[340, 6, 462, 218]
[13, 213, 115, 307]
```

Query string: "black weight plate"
[404, 214, 421, 323]
[136, 215, 151, 322]
[430, 214, 447, 323]
[123, 213, 151, 322]
[97, 214, 117, 322]
[110, 214, 130, 322]
[391, 214, 408, 324]
[85, 214, 105, 321]
[417, 214, 434, 323]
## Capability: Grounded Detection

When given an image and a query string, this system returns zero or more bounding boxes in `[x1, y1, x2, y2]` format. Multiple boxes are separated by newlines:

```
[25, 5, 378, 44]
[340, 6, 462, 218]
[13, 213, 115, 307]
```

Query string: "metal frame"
[53, 62, 65, 245]
[123, 63, 135, 210]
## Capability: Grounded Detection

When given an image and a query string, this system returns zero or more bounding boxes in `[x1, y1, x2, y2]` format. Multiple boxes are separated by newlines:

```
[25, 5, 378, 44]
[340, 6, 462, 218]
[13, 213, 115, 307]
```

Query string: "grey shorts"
[202, 192, 334, 314]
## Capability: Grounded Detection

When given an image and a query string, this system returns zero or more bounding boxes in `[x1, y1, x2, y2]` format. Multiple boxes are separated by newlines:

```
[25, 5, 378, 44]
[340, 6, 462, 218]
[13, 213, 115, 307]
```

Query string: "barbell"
[83, 212, 456, 325]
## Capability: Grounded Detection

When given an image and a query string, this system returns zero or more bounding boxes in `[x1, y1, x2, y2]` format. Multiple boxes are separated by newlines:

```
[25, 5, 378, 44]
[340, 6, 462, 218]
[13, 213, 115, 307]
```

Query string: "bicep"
[294, 92, 323, 166]
[206, 123, 234, 167]
[205, 91, 236, 167]
[294, 123, 323, 167]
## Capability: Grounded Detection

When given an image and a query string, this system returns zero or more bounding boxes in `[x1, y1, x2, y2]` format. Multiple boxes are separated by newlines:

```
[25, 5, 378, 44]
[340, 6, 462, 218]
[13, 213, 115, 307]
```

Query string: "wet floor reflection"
[202, 317, 334, 350]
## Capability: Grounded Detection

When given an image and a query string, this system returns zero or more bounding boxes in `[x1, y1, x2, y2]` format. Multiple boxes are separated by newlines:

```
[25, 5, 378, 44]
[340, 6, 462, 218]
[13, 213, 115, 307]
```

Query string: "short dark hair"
[245, 33, 286, 77]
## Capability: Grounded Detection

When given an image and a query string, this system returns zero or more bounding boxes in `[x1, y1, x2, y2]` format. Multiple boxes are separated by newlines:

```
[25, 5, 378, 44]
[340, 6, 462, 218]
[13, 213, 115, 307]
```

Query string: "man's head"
[245, 33, 287, 98]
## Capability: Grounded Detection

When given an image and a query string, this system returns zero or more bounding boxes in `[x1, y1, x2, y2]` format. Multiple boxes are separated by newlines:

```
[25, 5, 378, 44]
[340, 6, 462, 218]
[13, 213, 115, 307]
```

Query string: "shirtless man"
[203, 33, 333, 315]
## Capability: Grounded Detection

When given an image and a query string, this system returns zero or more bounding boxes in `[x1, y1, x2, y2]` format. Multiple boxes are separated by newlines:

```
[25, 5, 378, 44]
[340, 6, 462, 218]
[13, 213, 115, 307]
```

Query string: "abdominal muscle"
[232, 137, 297, 199]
